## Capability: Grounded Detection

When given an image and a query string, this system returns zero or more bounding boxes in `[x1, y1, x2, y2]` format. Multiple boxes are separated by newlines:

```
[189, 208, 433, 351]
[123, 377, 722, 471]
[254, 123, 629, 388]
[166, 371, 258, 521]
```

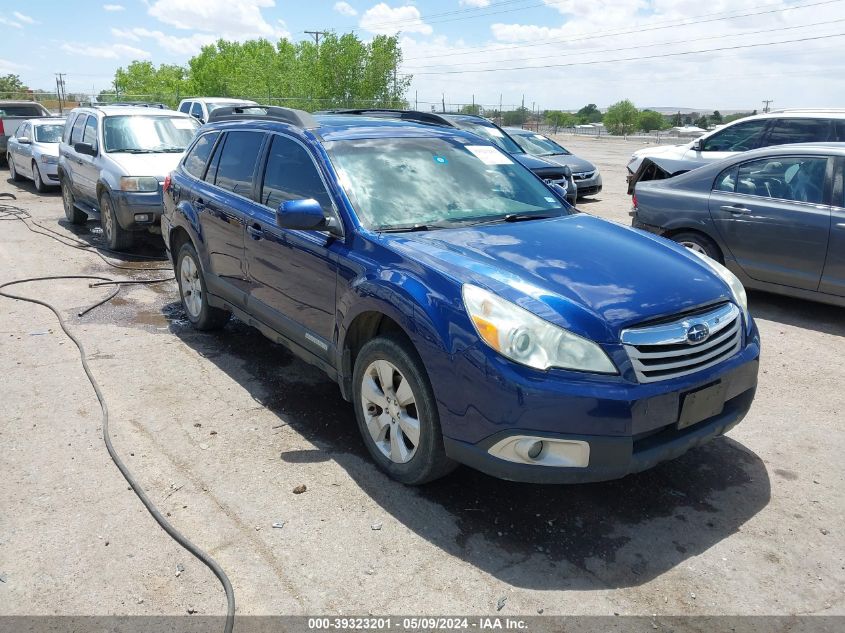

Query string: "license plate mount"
[678, 381, 728, 430]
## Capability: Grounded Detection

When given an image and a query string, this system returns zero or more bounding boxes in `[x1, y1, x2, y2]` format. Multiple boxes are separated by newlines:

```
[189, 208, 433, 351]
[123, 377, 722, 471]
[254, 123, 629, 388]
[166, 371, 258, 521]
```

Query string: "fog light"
[528, 440, 543, 459]
[489, 436, 589, 468]
[134, 213, 151, 222]
[514, 439, 543, 461]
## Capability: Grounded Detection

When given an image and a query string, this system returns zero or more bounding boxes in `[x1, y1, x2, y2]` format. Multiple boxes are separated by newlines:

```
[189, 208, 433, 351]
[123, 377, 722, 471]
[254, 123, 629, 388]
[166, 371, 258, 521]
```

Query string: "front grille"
[573, 171, 595, 180]
[621, 303, 742, 383]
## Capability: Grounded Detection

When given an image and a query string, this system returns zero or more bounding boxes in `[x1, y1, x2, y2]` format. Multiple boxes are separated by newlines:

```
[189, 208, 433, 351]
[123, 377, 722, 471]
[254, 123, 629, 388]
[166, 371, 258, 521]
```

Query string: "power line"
[403, 0, 844, 61]
[405, 17, 845, 71]
[405, 32, 845, 75]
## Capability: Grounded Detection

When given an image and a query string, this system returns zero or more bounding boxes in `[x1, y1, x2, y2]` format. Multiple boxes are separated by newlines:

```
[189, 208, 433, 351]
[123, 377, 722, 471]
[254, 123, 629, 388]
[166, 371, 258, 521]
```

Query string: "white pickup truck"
[1, 101, 51, 165]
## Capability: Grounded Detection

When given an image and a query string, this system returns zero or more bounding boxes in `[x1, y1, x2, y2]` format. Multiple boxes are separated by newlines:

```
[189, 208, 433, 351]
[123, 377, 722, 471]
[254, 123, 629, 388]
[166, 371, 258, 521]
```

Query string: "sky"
[0, 0, 843, 111]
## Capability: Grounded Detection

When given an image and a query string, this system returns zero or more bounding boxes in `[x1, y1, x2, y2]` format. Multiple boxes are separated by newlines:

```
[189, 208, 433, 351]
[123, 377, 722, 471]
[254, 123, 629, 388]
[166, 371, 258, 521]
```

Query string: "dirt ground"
[0, 135, 843, 622]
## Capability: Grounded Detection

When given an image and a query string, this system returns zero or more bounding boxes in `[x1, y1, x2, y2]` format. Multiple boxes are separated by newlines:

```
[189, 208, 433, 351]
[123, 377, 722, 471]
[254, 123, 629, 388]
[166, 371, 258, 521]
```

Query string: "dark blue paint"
[162, 113, 760, 483]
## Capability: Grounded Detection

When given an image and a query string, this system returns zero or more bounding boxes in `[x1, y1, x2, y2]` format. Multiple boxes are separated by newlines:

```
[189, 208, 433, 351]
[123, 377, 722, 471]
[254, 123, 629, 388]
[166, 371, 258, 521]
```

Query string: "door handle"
[194, 197, 206, 208]
[720, 205, 751, 215]
[247, 224, 263, 240]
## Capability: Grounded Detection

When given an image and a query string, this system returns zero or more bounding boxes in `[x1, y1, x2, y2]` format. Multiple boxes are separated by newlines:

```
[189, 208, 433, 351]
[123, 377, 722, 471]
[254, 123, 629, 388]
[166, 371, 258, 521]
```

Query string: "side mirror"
[560, 164, 573, 179]
[276, 199, 329, 231]
[17, 136, 31, 145]
[192, 114, 204, 123]
[74, 142, 97, 157]
[692, 140, 703, 152]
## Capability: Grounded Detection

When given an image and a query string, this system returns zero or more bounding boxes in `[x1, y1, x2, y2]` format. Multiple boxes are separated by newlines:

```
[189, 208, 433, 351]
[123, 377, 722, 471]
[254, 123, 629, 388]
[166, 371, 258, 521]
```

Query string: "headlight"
[691, 251, 749, 322]
[120, 176, 159, 192]
[40, 154, 58, 164]
[462, 284, 617, 374]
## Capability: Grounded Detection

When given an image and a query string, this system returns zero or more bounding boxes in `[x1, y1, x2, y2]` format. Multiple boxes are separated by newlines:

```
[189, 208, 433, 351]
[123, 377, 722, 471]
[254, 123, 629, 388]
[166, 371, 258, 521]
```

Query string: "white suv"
[177, 97, 258, 124]
[627, 109, 845, 192]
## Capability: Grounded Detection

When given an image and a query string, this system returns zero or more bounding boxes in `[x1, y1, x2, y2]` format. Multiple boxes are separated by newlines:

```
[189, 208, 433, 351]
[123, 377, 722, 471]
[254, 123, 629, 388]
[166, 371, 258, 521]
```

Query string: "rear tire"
[176, 242, 230, 331]
[8, 156, 22, 181]
[61, 178, 87, 225]
[671, 231, 722, 262]
[352, 335, 456, 485]
[99, 191, 134, 251]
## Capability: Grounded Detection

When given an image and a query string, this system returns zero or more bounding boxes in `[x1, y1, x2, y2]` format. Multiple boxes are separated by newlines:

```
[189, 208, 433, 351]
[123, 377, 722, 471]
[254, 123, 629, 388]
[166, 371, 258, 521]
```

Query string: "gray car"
[631, 143, 845, 307]
[505, 127, 603, 198]
[58, 106, 200, 250]
[7, 117, 65, 192]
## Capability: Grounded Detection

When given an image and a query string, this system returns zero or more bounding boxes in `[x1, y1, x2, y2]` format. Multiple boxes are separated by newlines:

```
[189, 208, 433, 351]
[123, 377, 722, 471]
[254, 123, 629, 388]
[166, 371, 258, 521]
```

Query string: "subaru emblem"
[686, 323, 710, 344]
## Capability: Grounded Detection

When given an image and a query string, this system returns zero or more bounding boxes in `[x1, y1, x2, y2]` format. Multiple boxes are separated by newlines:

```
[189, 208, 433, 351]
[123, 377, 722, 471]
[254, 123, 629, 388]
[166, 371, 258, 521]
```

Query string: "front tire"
[352, 336, 456, 485]
[671, 231, 723, 262]
[176, 242, 230, 331]
[32, 161, 46, 193]
[8, 156, 22, 181]
[61, 178, 87, 225]
[99, 191, 134, 251]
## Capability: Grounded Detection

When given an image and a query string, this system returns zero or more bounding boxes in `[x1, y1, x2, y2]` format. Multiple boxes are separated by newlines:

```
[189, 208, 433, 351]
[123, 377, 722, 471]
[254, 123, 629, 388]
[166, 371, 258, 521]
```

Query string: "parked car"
[161, 105, 760, 485]
[319, 110, 578, 205]
[58, 106, 200, 249]
[0, 100, 51, 165]
[632, 143, 845, 307]
[627, 109, 845, 193]
[7, 117, 66, 192]
[177, 97, 258, 124]
[505, 127, 603, 198]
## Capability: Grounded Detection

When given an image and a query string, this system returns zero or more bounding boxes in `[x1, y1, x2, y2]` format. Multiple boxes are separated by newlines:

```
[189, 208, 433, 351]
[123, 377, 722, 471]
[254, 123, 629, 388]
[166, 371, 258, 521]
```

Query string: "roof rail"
[207, 105, 319, 129]
[317, 108, 457, 128]
[769, 108, 845, 114]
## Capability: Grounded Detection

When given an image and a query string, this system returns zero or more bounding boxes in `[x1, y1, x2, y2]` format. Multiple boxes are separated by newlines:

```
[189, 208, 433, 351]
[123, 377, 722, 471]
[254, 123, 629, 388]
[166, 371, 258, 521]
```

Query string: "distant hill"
[640, 107, 751, 115]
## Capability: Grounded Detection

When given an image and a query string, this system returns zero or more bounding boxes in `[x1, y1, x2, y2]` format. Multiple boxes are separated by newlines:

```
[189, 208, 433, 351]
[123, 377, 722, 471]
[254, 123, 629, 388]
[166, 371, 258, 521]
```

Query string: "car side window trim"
[69, 114, 88, 146]
[254, 131, 344, 236]
[832, 156, 845, 209]
[181, 130, 222, 181]
[727, 155, 831, 207]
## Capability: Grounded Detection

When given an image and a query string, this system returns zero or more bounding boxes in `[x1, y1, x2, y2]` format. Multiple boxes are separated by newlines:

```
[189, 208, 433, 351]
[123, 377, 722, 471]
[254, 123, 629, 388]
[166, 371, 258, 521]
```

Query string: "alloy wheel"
[679, 240, 708, 256]
[360, 359, 420, 464]
[179, 254, 203, 318]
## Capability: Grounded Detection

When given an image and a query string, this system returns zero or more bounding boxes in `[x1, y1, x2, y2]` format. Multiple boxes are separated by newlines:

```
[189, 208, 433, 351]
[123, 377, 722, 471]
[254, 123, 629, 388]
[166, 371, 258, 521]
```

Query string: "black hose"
[1, 198, 236, 632]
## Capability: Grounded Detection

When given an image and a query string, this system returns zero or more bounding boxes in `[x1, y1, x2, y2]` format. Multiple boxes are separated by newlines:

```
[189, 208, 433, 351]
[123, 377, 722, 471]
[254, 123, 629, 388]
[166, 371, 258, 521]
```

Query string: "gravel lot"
[0, 135, 843, 622]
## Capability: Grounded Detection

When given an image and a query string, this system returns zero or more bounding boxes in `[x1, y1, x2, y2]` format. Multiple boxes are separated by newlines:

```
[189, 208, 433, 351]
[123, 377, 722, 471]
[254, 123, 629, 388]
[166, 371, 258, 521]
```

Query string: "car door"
[77, 115, 101, 205]
[244, 132, 340, 358]
[194, 129, 266, 304]
[64, 114, 89, 199]
[685, 119, 771, 164]
[819, 156, 845, 297]
[12, 123, 31, 175]
[709, 155, 831, 291]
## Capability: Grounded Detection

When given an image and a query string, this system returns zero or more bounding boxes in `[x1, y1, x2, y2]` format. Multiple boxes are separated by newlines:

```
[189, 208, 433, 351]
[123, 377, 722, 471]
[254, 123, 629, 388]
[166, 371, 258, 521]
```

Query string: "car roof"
[731, 142, 845, 157]
[181, 97, 258, 104]
[73, 106, 191, 117]
[28, 117, 65, 124]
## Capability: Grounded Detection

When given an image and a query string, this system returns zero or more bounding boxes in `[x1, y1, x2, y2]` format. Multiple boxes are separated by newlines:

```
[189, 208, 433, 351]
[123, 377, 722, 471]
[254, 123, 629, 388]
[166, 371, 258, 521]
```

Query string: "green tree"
[503, 106, 530, 126]
[695, 115, 710, 129]
[712, 110, 723, 124]
[637, 109, 667, 132]
[459, 103, 481, 115]
[603, 99, 639, 136]
[545, 110, 576, 133]
[0, 74, 27, 98]
[109, 61, 189, 106]
[576, 103, 602, 124]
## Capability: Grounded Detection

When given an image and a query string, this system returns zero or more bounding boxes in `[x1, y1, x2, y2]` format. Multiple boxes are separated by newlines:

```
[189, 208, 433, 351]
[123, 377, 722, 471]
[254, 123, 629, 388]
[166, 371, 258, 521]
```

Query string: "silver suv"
[58, 106, 199, 249]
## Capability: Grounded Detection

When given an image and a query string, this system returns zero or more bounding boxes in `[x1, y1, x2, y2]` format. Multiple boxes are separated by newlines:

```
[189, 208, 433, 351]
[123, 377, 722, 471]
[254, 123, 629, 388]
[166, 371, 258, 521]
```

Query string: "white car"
[626, 109, 845, 193]
[177, 97, 258, 124]
[7, 117, 66, 192]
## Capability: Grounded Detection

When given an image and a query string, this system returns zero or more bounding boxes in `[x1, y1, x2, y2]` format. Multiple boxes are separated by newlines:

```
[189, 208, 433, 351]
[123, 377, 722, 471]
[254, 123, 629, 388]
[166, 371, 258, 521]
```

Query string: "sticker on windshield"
[544, 196, 556, 202]
[433, 155, 448, 164]
[534, 134, 547, 140]
[487, 127, 504, 137]
[466, 145, 513, 165]
[172, 118, 197, 129]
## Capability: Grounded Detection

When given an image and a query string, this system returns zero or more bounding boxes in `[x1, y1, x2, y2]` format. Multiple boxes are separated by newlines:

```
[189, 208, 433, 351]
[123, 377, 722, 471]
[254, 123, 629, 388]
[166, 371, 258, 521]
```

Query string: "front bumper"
[112, 188, 164, 230]
[438, 325, 760, 484]
[574, 173, 602, 197]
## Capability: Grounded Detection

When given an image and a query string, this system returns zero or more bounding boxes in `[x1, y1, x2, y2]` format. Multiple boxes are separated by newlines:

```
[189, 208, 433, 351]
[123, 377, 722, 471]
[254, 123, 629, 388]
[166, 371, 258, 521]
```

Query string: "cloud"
[460, 0, 491, 6]
[334, 1, 357, 16]
[60, 42, 151, 60]
[112, 28, 217, 54]
[0, 17, 22, 29]
[12, 11, 36, 25]
[0, 58, 27, 74]
[103, 4, 126, 11]
[147, 0, 287, 39]
[360, 3, 432, 35]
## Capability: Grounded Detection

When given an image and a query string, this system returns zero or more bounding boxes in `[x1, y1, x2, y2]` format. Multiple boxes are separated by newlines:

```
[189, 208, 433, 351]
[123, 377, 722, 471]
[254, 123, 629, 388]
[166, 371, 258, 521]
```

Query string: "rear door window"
[190, 102, 203, 120]
[183, 131, 220, 179]
[736, 156, 828, 204]
[82, 116, 98, 148]
[766, 119, 836, 145]
[701, 120, 769, 152]
[69, 114, 88, 145]
[16, 123, 30, 139]
[714, 166, 738, 192]
[213, 131, 265, 197]
[260, 134, 333, 211]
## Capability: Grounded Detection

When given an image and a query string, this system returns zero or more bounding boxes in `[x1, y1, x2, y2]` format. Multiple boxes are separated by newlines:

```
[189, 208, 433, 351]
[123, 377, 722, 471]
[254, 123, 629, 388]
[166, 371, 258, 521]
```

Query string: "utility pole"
[499, 94, 502, 125]
[441, 93, 445, 113]
[762, 99, 773, 113]
[55, 73, 67, 114]
[305, 30, 329, 48]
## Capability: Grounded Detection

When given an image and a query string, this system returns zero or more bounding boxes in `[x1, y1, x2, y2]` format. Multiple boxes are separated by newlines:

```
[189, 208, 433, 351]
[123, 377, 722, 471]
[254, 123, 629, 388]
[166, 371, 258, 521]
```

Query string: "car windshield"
[103, 115, 199, 153]
[34, 124, 64, 143]
[512, 132, 571, 157]
[326, 136, 568, 231]
[0, 105, 45, 117]
[453, 120, 523, 154]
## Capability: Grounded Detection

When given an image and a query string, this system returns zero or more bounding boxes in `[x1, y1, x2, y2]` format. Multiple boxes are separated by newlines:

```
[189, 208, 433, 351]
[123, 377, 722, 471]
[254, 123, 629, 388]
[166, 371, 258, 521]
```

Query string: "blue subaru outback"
[161, 106, 760, 485]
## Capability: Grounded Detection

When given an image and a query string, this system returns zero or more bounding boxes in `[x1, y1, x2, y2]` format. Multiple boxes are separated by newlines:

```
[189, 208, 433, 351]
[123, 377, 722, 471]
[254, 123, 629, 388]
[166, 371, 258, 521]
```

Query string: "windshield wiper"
[108, 148, 157, 154]
[376, 223, 434, 233]
[153, 146, 187, 152]
[503, 213, 555, 222]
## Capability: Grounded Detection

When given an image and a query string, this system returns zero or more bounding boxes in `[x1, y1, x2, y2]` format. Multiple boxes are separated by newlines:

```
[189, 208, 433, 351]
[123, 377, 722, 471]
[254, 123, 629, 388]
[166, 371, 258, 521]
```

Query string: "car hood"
[633, 142, 691, 160]
[536, 154, 596, 173]
[106, 152, 185, 178]
[33, 142, 59, 157]
[383, 214, 731, 342]
[511, 152, 564, 172]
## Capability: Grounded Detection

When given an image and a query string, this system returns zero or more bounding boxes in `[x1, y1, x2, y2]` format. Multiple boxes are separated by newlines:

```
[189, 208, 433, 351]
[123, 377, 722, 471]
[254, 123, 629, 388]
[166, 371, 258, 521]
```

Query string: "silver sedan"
[7, 117, 65, 192]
